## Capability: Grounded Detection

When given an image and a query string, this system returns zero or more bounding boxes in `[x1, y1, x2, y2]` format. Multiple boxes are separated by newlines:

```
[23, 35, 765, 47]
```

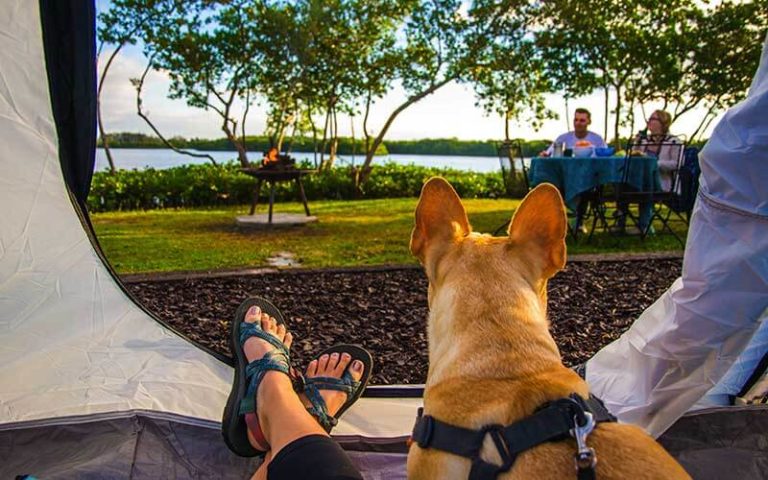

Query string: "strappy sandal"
[222, 297, 301, 458]
[303, 344, 373, 433]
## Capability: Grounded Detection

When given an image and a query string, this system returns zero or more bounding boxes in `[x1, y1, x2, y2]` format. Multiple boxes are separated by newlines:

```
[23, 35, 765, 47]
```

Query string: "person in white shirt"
[539, 108, 607, 234]
[539, 108, 607, 157]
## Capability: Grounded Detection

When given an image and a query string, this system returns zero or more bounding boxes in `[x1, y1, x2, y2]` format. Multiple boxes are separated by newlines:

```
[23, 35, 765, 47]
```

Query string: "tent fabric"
[0, 410, 409, 479]
[39, 0, 97, 208]
[658, 406, 768, 479]
[585, 33, 768, 438]
[2, 406, 764, 480]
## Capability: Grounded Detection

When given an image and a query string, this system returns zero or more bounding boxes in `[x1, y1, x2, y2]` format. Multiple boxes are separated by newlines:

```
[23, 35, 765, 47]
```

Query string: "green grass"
[91, 198, 687, 274]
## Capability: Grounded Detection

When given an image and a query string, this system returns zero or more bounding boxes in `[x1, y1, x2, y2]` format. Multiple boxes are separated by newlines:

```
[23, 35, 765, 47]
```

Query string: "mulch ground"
[124, 258, 681, 385]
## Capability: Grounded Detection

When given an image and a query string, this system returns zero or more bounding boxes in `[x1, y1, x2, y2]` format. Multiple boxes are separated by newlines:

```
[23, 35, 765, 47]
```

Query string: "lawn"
[91, 198, 687, 274]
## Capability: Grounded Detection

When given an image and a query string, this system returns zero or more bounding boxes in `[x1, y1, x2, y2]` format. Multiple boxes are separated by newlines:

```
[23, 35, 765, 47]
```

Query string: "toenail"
[352, 360, 363, 372]
[342, 353, 351, 360]
[247, 306, 259, 315]
[331, 353, 339, 359]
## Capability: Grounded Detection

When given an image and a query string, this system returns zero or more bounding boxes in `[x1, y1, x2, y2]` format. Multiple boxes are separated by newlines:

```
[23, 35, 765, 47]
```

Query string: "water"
[94, 148, 527, 173]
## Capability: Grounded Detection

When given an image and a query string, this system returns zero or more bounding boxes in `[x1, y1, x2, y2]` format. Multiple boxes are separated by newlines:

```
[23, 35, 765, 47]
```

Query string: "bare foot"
[302, 351, 365, 419]
[242, 305, 293, 450]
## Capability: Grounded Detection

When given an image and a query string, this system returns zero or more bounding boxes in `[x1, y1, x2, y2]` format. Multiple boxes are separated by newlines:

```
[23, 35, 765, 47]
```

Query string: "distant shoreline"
[98, 132, 551, 158]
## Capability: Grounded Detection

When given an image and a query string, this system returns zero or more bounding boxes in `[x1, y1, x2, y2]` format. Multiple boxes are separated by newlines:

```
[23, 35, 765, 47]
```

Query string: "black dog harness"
[410, 393, 616, 480]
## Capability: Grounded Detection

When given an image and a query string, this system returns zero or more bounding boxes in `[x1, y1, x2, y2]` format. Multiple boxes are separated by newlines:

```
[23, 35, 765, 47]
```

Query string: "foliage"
[87, 161, 512, 212]
[98, 0, 765, 181]
[635, 0, 768, 139]
[535, 0, 767, 144]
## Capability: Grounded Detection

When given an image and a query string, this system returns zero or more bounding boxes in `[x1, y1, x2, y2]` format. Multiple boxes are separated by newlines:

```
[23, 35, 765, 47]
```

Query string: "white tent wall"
[585, 32, 768, 438]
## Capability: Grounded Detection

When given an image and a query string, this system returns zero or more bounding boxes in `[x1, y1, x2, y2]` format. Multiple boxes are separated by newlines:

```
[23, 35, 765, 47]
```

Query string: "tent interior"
[1, 2, 766, 479]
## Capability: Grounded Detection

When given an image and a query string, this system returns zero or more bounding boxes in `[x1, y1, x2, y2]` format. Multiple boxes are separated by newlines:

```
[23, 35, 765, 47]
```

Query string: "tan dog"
[407, 178, 689, 479]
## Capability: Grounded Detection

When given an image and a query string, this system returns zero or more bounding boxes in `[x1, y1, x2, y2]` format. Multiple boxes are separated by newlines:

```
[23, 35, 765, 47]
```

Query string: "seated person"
[632, 110, 683, 193]
[539, 108, 607, 157]
[539, 108, 607, 234]
[615, 110, 683, 234]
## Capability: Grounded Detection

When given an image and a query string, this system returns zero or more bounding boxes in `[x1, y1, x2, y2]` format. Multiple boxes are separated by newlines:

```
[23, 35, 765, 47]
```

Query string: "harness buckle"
[571, 411, 597, 472]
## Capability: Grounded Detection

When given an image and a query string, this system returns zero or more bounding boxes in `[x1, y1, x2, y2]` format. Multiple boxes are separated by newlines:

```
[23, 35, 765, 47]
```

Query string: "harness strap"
[411, 393, 616, 480]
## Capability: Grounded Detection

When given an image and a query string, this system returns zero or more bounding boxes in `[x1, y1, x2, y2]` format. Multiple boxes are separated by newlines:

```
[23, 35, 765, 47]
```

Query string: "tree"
[354, 0, 529, 189]
[132, 0, 266, 167]
[97, 0, 180, 173]
[254, 0, 407, 172]
[467, 1, 554, 195]
[634, 0, 768, 141]
[536, 0, 694, 146]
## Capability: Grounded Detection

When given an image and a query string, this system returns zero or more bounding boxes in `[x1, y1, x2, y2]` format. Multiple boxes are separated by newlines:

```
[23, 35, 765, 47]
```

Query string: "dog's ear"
[410, 177, 470, 262]
[507, 183, 567, 276]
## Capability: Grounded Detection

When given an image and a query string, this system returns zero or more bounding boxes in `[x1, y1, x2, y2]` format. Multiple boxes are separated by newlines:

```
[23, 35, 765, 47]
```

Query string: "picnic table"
[240, 167, 315, 224]
[530, 155, 661, 231]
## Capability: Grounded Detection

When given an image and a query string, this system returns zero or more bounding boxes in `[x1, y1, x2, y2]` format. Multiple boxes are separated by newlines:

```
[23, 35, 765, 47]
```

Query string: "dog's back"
[407, 178, 689, 479]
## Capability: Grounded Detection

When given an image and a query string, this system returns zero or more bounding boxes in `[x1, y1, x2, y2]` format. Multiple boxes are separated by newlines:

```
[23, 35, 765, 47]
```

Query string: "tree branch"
[134, 58, 218, 166]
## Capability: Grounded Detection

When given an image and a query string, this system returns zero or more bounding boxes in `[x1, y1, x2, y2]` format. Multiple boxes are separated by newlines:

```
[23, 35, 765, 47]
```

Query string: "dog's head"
[410, 177, 567, 324]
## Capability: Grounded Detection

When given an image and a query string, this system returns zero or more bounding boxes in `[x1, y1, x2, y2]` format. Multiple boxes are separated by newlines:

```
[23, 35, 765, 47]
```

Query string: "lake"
[95, 148, 528, 173]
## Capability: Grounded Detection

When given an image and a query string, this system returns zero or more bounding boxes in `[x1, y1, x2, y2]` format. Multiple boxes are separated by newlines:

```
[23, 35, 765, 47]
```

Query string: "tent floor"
[1, 406, 765, 479]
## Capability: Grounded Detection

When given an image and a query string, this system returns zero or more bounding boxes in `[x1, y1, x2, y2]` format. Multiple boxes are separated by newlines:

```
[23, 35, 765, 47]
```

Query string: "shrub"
[87, 161, 517, 212]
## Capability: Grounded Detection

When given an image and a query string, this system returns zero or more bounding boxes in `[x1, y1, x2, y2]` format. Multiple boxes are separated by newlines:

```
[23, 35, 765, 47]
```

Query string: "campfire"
[261, 147, 296, 170]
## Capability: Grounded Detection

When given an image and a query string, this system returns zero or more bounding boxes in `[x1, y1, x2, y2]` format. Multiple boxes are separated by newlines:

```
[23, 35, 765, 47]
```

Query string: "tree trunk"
[223, 128, 249, 167]
[326, 106, 338, 169]
[358, 76, 454, 189]
[350, 114, 356, 166]
[134, 59, 219, 166]
[603, 85, 609, 141]
[97, 41, 126, 175]
[613, 85, 622, 149]
[319, 109, 331, 170]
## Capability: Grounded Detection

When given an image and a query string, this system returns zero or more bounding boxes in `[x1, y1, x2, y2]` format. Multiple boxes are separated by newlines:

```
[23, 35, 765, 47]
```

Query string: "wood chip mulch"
[124, 258, 681, 385]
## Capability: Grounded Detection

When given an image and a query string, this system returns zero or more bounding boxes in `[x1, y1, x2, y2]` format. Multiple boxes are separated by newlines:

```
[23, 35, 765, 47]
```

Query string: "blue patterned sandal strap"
[239, 322, 290, 356]
[304, 382, 337, 431]
[238, 350, 291, 415]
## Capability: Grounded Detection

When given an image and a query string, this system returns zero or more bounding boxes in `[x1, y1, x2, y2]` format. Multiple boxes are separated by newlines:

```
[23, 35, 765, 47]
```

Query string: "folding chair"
[611, 138, 687, 246]
[661, 146, 700, 225]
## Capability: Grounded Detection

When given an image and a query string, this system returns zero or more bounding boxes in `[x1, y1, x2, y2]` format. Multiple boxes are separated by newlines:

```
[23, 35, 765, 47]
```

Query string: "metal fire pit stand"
[240, 167, 315, 224]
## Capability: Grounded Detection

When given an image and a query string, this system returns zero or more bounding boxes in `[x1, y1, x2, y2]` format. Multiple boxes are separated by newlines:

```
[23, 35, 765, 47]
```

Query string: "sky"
[97, 3, 727, 144]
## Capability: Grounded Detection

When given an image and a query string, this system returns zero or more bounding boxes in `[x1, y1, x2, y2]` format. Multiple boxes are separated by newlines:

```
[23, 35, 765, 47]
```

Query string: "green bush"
[87, 161, 515, 212]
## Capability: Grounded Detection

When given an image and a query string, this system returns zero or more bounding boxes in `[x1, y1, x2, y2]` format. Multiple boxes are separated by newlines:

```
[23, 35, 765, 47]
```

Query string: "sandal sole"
[222, 296, 286, 457]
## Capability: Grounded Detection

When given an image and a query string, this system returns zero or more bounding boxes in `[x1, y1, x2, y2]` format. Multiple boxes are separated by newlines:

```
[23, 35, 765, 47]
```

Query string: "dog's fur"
[407, 178, 689, 479]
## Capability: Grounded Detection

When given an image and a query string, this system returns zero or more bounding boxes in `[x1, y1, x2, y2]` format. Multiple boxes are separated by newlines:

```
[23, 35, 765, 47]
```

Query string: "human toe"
[332, 353, 352, 376]
[306, 359, 318, 376]
[245, 306, 261, 323]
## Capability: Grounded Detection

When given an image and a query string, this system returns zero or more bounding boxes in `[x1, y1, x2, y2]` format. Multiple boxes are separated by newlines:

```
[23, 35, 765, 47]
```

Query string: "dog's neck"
[425, 276, 563, 388]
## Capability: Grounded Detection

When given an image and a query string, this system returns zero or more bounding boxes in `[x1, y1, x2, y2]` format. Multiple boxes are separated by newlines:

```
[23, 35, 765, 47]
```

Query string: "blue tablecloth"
[530, 156, 661, 210]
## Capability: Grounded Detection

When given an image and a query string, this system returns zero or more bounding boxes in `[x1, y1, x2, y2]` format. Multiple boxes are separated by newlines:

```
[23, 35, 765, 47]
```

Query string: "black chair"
[609, 138, 687, 246]
[497, 140, 529, 195]
[661, 146, 700, 225]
